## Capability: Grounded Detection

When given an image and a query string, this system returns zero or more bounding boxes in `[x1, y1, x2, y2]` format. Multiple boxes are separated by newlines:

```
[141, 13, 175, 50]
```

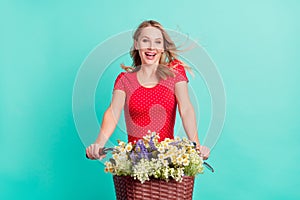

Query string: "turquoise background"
[1, 0, 299, 199]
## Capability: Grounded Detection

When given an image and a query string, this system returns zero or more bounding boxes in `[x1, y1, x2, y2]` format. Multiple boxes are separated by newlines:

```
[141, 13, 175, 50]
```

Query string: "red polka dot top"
[113, 59, 189, 143]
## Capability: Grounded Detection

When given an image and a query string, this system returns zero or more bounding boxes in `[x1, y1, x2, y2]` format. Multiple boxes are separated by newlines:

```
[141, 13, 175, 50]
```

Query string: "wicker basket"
[113, 175, 195, 200]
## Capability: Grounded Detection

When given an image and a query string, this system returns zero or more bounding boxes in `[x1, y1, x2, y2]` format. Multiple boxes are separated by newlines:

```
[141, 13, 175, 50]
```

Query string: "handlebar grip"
[85, 152, 103, 160]
[86, 147, 113, 159]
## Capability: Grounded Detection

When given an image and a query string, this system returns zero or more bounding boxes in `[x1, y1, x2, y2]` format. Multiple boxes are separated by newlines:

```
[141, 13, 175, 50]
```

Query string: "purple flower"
[130, 151, 138, 164]
[169, 141, 181, 146]
[149, 136, 157, 151]
[136, 139, 149, 159]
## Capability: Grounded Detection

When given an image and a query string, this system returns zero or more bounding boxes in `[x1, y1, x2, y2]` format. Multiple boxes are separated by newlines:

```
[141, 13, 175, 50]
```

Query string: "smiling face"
[134, 26, 164, 66]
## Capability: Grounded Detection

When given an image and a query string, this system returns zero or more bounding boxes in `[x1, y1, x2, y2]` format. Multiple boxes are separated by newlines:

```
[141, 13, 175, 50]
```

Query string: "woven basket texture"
[113, 175, 195, 200]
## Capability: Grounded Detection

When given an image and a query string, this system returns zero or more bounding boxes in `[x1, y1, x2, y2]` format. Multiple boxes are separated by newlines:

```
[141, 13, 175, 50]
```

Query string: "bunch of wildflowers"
[104, 131, 204, 183]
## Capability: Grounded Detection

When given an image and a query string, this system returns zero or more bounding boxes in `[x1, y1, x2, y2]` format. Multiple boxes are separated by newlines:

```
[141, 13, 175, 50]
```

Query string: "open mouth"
[144, 52, 156, 60]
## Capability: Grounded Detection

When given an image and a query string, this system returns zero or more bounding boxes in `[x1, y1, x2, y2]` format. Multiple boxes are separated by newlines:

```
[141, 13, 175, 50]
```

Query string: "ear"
[134, 40, 139, 50]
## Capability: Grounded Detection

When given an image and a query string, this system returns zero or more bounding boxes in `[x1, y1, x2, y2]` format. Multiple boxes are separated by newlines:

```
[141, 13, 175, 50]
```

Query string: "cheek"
[155, 44, 164, 52]
[137, 42, 148, 50]
[157, 47, 164, 52]
[156, 42, 164, 49]
[138, 50, 145, 58]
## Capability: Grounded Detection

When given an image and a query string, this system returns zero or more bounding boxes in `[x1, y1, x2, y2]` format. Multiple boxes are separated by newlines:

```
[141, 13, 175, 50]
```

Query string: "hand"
[86, 144, 106, 160]
[196, 145, 210, 160]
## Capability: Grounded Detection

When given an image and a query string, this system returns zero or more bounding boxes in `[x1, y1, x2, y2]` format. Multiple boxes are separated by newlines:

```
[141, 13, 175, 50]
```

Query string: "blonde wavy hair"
[121, 20, 191, 80]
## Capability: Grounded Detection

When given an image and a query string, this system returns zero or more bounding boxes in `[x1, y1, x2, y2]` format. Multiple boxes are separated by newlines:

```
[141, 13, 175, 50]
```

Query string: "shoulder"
[168, 59, 189, 83]
[169, 59, 184, 67]
[169, 59, 186, 71]
[115, 71, 132, 79]
[116, 71, 126, 78]
[114, 71, 136, 84]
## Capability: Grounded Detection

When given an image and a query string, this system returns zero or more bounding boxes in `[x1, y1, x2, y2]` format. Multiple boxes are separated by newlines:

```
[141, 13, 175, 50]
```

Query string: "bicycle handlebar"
[86, 146, 214, 172]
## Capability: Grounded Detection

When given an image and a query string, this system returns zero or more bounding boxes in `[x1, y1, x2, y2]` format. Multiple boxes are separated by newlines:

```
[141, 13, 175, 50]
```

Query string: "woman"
[86, 20, 210, 160]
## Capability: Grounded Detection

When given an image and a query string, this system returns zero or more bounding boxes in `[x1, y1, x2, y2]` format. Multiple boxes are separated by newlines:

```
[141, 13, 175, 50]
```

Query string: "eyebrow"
[141, 36, 162, 40]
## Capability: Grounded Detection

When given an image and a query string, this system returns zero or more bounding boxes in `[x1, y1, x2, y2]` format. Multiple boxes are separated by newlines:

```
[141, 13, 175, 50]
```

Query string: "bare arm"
[94, 90, 126, 145]
[175, 81, 200, 145]
[86, 90, 125, 159]
[175, 81, 210, 159]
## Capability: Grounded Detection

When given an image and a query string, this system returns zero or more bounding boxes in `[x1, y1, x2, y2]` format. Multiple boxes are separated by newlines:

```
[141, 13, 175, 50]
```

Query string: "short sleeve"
[170, 59, 189, 83]
[113, 72, 126, 92]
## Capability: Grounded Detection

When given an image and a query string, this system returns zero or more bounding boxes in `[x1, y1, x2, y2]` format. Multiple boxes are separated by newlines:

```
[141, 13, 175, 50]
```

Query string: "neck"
[139, 64, 158, 77]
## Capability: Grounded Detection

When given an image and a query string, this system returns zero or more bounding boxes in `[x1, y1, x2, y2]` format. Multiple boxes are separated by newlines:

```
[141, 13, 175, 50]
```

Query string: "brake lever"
[192, 142, 215, 172]
[86, 147, 114, 159]
[203, 161, 215, 172]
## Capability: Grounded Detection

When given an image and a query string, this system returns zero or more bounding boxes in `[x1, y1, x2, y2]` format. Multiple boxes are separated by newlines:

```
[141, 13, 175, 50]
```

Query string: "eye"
[155, 41, 162, 44]
[142, 39, 149, 42]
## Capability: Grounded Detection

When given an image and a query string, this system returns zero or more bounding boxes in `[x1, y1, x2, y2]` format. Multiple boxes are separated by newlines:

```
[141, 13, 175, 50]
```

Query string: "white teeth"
[145, 52, 156, 56]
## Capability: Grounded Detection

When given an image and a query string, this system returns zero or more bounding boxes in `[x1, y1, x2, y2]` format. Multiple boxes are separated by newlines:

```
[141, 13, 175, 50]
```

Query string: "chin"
[142, 60, 158, 65]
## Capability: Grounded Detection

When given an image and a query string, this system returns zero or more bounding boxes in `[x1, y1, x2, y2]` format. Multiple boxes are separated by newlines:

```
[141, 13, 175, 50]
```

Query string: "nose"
[148, 41, 154, 50]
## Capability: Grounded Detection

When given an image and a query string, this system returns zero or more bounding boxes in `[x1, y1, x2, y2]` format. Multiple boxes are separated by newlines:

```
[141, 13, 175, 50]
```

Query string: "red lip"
[144, 52, 157, 60]
[145, 52, 156, 56]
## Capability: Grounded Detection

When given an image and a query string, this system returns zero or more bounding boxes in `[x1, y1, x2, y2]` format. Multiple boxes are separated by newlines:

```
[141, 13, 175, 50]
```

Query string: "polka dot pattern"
[113, 59, 189, 142]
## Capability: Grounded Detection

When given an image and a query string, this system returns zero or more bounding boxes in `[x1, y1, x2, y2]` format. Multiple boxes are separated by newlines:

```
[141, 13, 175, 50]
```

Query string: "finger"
[203, 151, 210, 160]
[200, 146, 210, 155]
[201, 151, 209, 159]
[200, 146, 208, 152]
[90, 146, 98, 160]
[87, 146, 95, 159]
[90, 145, 96, 159]
[92, 145, 100, 159]
[86, 148, 91, 159]
[99, 154, 106, 161]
